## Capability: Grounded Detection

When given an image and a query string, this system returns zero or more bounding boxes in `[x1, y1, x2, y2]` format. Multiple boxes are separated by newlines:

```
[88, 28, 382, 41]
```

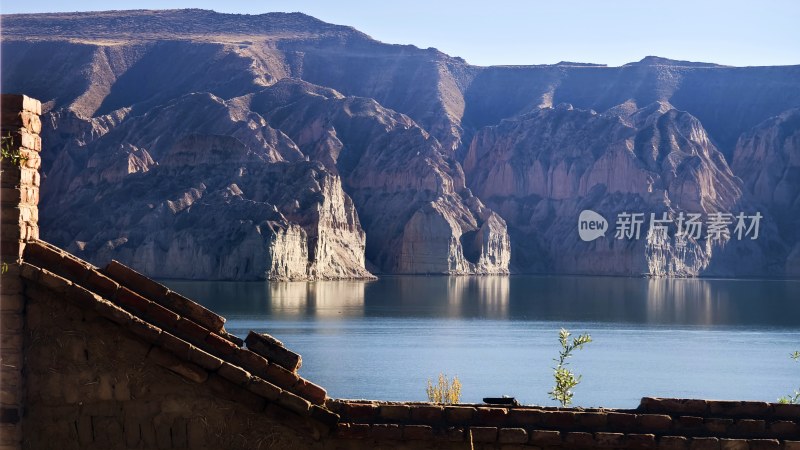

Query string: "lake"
[164, 276, 800, 409]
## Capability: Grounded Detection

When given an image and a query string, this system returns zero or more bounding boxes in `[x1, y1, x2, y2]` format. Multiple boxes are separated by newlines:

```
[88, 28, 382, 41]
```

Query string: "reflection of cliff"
[645, 279, 726, 326]
[447, 276, 510, 319]
[268, 281, 365, 318]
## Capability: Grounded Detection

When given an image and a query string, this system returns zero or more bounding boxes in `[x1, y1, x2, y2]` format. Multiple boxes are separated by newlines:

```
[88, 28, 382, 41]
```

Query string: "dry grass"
[426, 373, 461, 404]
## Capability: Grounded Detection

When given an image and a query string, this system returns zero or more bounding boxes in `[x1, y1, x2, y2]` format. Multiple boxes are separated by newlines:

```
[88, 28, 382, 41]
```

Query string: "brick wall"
[1, 94, 42, 450]
[22, 279, 321, 450]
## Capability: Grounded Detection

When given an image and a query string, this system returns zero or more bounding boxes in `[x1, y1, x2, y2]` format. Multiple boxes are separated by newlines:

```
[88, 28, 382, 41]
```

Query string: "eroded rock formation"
[2, 9, 798, 278]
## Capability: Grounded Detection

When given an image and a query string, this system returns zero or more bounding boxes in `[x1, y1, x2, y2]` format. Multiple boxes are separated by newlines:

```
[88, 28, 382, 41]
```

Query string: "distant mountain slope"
[2, 9, 798, 278]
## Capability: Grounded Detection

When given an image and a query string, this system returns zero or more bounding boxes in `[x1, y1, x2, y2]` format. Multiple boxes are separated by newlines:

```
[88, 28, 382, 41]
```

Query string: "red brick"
[370, 424, 402, 440]
[1, 94, 41, 115]
[93, 299, 133, 325]
[564, 431, 595, 447]
[37, 268, 71, 293]
[704, 418, 733, 434]
[310, 405, 339, 429]
[410, 405, 443, 424]
[639, 414, 673, 431]
[380, 405, 411, 422]
[709, 401, 771, 418]
[292, 378, 326, 405]
[498, 428, 527, 444]
[233, 348, 269, 377]
[247, 377, 282, 401]
[216, 362, 251, 386]
[772, 404, 800, 420]
[768, 419, 799, 436]
[676, 415, 705, 430]
[104, 260, 168, 300]
[628, 433, 657, 449]
[244, 331, 301, 372]
[475, 407, 508, 425]
[57, 254, 94, 284]
[144, 301, 180, 328]
[342, 402, 378, 421]
[85, 271, 120, 299]
[126, 318, 162, 343]
[263, 363, 299, 390]
[643, 398, 708, 416]
[158, 332, 192, 358]
[747, 439, 779, 450]
[577, 412, 608, 429]
[596, 432, 626, 448]
[507, 408, 543, 426]
[730, 419, 766, 437]
[469, 426, 496, 443]
[21, 241, 62, 270]
[174, 318, 210, 345]
[719, 439, 749, 450]
[689, 437, 720, 450]
[186, 346, 222, 371]
[276, 391, 311, 416]
[529, 430, 561, 446]
[543, 410, 577, 428]
[336, 423, 370, 439]
[164, 290, 225, 333]
[115, 287, 151, 314]
[444, 406, 475, 424]
[659, 436, 689, 450]
[204, 332, 238, 357]
[219, 330, 243, 347]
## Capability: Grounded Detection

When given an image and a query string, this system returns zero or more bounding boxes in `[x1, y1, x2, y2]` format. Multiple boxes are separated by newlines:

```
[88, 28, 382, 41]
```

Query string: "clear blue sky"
[2, 0, 798, 67]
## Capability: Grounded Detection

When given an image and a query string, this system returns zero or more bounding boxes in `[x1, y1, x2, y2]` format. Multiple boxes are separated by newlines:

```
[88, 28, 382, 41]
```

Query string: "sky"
[1, 0, 798, 67]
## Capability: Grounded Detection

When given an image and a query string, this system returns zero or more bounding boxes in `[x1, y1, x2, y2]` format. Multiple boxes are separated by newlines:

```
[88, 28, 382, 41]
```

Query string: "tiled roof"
[19, 240, 339, 433]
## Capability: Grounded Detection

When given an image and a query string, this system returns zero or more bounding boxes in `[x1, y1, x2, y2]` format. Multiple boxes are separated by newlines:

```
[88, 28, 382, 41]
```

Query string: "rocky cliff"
[733, 109, 800, 276]
[2, 9, 798, 278]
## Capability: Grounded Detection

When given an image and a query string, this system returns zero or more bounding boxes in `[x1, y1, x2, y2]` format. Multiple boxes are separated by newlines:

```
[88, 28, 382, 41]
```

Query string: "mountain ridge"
[2, 9, 799, 279]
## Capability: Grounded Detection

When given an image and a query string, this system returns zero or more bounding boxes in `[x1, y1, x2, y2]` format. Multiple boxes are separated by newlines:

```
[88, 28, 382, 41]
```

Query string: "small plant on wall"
[778, 351, 799, 404]
[426, 373, 461, 404]
[0, 134, 26, 167]
[549, 328, 592, 407]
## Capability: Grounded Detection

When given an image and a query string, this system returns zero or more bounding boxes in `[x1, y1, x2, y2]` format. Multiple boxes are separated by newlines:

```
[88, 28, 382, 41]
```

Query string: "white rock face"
[245, 80, 511, 276]
[306, 175, 369, 279]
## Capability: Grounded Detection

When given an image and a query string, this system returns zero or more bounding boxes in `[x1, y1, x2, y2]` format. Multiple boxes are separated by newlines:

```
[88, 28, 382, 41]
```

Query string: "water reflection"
[164, 276, 800, 328]
[269, 281, 365, 318]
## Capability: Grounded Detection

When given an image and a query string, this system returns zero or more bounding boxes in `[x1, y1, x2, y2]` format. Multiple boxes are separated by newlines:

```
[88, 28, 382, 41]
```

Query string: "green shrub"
[549, 328, 592, 407]
[779, 351, 800, 404]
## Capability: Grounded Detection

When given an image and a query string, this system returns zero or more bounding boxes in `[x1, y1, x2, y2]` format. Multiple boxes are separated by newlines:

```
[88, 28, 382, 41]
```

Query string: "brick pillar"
[0, 94, 42, 449]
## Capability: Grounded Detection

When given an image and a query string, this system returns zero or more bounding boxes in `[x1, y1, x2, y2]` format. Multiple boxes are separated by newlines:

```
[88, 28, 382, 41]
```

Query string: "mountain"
[732, 108, 800, 276]
[2, 9, 799, 279]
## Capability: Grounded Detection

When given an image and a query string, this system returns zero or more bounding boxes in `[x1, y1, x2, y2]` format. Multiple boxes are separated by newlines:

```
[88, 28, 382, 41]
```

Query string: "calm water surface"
[164, 276, 800, 408]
